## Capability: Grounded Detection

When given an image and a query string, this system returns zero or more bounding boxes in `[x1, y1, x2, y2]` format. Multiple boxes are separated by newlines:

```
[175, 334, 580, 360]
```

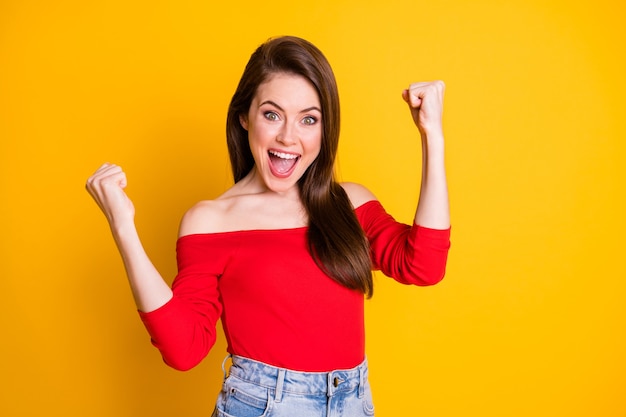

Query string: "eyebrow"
[259, 100, 322, 114]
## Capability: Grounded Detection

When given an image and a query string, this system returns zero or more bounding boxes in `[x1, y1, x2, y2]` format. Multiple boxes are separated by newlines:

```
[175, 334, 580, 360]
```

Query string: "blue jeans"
[212, 355, 375, 417]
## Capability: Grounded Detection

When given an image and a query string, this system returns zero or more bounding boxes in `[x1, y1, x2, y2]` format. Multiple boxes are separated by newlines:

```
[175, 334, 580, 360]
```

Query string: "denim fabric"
[211, 355, 375, 417]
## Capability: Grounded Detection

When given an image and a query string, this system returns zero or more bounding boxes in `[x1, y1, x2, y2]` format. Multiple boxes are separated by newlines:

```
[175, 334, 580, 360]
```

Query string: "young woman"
[86, 36, 450, 417]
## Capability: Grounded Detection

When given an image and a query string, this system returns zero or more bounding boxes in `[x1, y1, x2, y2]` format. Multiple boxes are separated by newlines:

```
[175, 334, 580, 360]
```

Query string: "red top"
[139, 200, 451, 372]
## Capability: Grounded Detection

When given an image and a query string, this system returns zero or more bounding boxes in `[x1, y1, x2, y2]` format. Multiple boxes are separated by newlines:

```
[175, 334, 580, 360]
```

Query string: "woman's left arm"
[402, 81, 450, 230]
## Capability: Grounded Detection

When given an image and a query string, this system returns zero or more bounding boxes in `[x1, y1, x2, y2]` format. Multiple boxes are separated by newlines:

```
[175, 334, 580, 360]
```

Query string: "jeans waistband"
[223, 355, 368, 401]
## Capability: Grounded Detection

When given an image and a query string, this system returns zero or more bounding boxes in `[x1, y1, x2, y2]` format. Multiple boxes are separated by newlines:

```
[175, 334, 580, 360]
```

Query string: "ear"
[239, 114, 248, 130]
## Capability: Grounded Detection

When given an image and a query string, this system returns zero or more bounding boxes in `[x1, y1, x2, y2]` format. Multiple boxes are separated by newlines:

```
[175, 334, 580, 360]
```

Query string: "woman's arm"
[85, 163, 173, 312]
[402, 81, 450, 230]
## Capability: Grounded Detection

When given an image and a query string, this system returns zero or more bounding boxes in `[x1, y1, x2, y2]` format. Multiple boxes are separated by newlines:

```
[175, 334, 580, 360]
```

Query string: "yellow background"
[1, 0, 624, 416]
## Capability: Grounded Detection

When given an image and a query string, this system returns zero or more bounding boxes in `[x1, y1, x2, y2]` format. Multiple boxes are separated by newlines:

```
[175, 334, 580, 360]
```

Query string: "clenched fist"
[85, 163, 135, 228]
[402, 80, 445, 138]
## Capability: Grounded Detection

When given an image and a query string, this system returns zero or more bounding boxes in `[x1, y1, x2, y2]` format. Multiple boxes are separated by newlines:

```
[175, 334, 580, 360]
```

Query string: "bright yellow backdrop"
[1, 0, 624, 416]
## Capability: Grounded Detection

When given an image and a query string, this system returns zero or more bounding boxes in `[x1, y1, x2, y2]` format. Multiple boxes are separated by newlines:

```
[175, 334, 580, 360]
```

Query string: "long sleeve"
[135, 201, 450, 373]
[356, 200, 451, 285]
[138, 234, 225, 371]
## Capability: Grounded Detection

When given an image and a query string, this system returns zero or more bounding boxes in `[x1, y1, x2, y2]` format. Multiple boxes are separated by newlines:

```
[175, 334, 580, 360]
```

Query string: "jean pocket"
[217, 377, 272, 417]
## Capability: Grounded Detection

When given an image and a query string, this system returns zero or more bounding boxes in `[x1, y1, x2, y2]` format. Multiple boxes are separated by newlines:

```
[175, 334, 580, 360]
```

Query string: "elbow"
[398, 264, 447, 286]
[163, 358, 199, 372]
[164, 356, 202, 372]
[157, 334, 217, 372]
[405, 245, 450, 286]
[423, 262, 448, 286]
[420, 269, 446, 286]
[161, 349, 213, 372]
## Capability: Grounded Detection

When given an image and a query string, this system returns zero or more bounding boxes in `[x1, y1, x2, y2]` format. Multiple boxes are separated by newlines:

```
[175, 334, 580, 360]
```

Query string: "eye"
[302, 116, 317, 126]
[263, 111, 279, 121]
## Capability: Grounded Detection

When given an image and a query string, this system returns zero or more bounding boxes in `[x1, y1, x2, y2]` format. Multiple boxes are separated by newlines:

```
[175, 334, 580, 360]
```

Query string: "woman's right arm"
[85, 163, 173, 312]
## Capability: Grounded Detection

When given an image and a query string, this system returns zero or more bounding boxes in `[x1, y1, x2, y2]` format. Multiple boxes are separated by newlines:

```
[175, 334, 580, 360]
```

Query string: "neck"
[238, 168, 302, 200]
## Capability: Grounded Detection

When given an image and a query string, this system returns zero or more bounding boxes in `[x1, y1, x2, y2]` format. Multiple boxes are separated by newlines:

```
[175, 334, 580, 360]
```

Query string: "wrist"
[110, 219, 138, 241]
[420, 128, 444, 141]
[420, 131, 445, 153]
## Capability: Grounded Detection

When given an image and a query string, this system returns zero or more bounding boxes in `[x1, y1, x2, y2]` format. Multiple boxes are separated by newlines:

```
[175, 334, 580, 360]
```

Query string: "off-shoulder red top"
[139, 200, 450, 372]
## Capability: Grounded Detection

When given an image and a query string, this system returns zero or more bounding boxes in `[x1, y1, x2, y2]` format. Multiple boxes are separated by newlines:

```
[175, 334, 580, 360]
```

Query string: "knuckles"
[409, 80, 445, 95]
[85, 163, 126, 193]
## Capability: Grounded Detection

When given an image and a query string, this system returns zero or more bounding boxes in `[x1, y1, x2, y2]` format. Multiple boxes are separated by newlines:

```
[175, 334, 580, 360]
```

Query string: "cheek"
[302, 128, 322, 154]
[248, 123, 275, 145]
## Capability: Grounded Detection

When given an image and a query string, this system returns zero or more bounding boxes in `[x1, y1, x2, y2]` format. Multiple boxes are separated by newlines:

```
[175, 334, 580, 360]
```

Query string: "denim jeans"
[211, 355, 375, 417]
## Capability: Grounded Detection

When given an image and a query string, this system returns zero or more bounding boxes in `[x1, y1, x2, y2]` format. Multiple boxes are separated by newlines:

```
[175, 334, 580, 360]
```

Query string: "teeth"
[269, 150, 299, 160]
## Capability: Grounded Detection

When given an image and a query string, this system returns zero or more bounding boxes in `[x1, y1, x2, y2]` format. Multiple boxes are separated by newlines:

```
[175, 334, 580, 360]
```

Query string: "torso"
[174, 176, 377, 371]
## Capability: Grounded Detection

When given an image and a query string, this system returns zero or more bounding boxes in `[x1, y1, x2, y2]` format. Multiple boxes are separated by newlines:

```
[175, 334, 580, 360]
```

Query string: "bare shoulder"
[178, 199, 230, 237]
[340, 182, 377, 209]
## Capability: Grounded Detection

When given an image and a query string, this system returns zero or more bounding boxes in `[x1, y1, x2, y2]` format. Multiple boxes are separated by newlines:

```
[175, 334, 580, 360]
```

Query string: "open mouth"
[268, 149, 300, 177]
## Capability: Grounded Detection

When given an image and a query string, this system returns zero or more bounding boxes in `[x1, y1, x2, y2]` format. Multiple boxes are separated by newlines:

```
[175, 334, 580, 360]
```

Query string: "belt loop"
[221, 354, 232, 380]
[326, 372, 333, 397]
[358, 362, 365, 398]
[274, 369, 286, 402]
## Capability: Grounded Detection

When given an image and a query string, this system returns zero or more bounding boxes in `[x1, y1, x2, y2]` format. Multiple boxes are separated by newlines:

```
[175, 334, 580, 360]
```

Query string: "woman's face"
[240, 72, 322, 194]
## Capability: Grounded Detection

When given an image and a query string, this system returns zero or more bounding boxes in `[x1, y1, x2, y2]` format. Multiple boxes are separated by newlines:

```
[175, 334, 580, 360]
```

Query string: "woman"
[86, 36, 450, 417]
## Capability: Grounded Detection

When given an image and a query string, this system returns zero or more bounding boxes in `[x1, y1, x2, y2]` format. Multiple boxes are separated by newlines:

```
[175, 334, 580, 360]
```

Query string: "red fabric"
[139, 200, 450, 372]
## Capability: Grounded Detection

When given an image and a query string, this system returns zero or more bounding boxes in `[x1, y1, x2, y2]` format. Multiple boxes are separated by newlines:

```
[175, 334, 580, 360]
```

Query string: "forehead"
[254, 72, 320, 108]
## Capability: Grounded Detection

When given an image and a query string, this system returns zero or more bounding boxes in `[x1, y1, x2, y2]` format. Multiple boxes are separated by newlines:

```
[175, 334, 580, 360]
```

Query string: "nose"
[277, 122, 297, 146]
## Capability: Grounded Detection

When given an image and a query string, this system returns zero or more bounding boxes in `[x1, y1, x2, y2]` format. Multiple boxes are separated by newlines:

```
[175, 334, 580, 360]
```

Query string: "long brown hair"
[226, 36, 373, 297]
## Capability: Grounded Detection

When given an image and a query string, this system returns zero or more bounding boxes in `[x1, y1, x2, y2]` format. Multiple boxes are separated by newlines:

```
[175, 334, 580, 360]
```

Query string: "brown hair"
[226, 36, 373, 297]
